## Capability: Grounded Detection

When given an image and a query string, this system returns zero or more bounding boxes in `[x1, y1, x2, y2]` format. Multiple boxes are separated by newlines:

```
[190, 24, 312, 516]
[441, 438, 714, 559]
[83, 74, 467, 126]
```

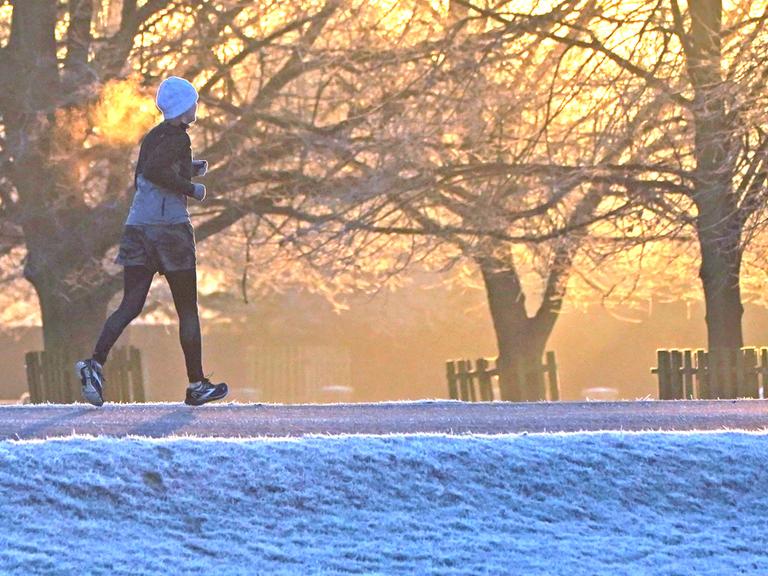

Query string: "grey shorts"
[115, 222, 196, 275]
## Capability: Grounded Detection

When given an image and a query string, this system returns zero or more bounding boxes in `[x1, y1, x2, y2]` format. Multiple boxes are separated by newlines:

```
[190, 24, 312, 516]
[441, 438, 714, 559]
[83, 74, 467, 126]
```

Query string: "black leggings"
[93, 265, 204, 383]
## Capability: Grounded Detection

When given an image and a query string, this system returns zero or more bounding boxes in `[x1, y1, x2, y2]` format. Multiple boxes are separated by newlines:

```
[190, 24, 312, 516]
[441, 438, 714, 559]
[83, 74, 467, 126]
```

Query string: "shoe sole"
[75, 361, 104, 407]
[185, 386, 228, 406]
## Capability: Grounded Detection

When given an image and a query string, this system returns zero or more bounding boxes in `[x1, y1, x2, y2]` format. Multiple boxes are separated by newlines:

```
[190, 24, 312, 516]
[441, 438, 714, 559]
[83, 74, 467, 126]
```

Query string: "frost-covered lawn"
[1, 432, 767, 575]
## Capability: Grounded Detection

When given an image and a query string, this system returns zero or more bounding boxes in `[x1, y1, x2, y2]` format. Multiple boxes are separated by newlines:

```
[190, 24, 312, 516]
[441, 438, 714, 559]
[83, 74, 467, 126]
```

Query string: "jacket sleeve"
[141, 132, 196, 197]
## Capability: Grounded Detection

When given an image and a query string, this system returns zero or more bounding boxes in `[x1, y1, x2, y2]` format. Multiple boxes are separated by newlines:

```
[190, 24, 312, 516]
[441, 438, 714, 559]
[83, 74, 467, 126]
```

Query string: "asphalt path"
[1, 399, 768, 439]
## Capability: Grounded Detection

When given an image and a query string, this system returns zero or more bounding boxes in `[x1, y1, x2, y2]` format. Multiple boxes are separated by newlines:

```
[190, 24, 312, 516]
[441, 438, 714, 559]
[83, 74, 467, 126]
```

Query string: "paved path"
[1, 399, 768, 439]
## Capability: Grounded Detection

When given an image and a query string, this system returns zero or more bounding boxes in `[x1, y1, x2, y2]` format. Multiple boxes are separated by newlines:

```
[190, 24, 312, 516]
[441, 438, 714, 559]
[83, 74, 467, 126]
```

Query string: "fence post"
[129, 346, 146, 402]
[25, 352, 42, 404]
[682, 350, 695, 399]
[739, 348, 759, 398]
[446, 361, 459, 400]
[670, 350, 683, 399]
[709, 348, 722, 398]
[696, 350, 709, 399]
[476, 358, 493, 401]
[40, 351, 55, 403]
[491, 357, 501, 400]
[467, 359, 478, 401]
[655, 350, 672, 399]
[457, 360, 470, 401]
[545, 351, 559, 401]
[761, 348, 768, 399]
[736, 348, 745, 398]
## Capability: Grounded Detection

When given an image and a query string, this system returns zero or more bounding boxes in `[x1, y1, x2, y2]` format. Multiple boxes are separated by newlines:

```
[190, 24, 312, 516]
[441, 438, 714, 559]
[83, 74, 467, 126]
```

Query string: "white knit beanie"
[155, 76, 199, 120]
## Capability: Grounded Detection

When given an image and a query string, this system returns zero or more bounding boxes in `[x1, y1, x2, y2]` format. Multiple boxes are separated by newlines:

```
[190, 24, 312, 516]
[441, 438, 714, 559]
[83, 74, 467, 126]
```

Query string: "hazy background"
[2, 275, 767, 403]
[2, 1, 768, 403]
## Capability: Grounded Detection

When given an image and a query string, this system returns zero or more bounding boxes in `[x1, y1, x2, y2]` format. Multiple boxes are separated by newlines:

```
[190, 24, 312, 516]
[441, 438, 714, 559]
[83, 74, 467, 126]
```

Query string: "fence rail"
[25, 346, 146, 404]
[652, 347, 768, 400]
[446, 352, 559, 401]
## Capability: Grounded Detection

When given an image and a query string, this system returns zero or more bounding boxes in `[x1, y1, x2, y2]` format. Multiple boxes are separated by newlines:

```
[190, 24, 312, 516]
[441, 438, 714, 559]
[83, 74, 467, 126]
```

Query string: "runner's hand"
[192, 159, 208, 177]
[192, 183, 206, 201]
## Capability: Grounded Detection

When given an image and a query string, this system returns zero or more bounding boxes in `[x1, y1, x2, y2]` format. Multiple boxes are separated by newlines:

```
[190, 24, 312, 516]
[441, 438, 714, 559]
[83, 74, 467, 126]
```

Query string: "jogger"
[75, 76, 228, 406]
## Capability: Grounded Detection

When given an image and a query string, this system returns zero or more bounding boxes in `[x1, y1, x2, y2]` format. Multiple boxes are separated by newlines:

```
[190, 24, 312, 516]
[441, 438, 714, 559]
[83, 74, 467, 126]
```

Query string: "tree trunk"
[686, 0, 744, 391]
[479, 257, 549, 402]
[27, 262, 112, 356]
[477, 189, 600, 402]
[696, 211, 744, 352]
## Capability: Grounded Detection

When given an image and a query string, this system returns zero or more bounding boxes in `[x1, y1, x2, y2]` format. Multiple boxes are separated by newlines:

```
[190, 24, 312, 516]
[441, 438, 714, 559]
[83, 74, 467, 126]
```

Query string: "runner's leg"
[164, 267, 205, 383]
[92, 265, 155, 364]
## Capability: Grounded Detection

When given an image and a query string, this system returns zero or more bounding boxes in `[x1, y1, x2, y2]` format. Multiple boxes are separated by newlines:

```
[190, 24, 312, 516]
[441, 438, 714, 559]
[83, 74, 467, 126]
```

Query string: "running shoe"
[185, 378, 228, 406]
[75, 358, 105, 406]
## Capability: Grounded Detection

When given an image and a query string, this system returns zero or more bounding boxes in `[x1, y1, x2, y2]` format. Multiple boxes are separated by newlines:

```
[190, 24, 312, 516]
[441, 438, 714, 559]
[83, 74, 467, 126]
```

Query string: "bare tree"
[0, 0, 365, 401]
[441, 0, 768, 397]
[288, 1, 681, 400]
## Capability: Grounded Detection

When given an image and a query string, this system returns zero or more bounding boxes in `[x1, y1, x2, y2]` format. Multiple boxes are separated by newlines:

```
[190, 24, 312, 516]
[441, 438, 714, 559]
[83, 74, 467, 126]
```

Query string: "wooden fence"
[25, 346, 146, 404]
[446, 352, 559, 401]
[247, 343, 353, 403]
[652, 348, 768, 400]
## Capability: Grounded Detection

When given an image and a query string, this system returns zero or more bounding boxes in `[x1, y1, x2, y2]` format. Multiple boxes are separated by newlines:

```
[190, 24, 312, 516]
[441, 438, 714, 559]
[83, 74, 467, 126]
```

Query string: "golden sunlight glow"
[374, 0, 415, 31]
[214, 29, 245, 65]
[0, 5, 11, 42]
[364, 0, 449, 37]
[198, 268, 227, 296]
[89, 75, 158, 147]
[252, 4, 295, 38]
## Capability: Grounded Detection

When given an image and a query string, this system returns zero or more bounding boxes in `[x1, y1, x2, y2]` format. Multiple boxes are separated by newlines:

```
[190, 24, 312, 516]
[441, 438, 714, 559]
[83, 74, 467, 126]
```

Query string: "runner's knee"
[113, 300, 143, 324]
